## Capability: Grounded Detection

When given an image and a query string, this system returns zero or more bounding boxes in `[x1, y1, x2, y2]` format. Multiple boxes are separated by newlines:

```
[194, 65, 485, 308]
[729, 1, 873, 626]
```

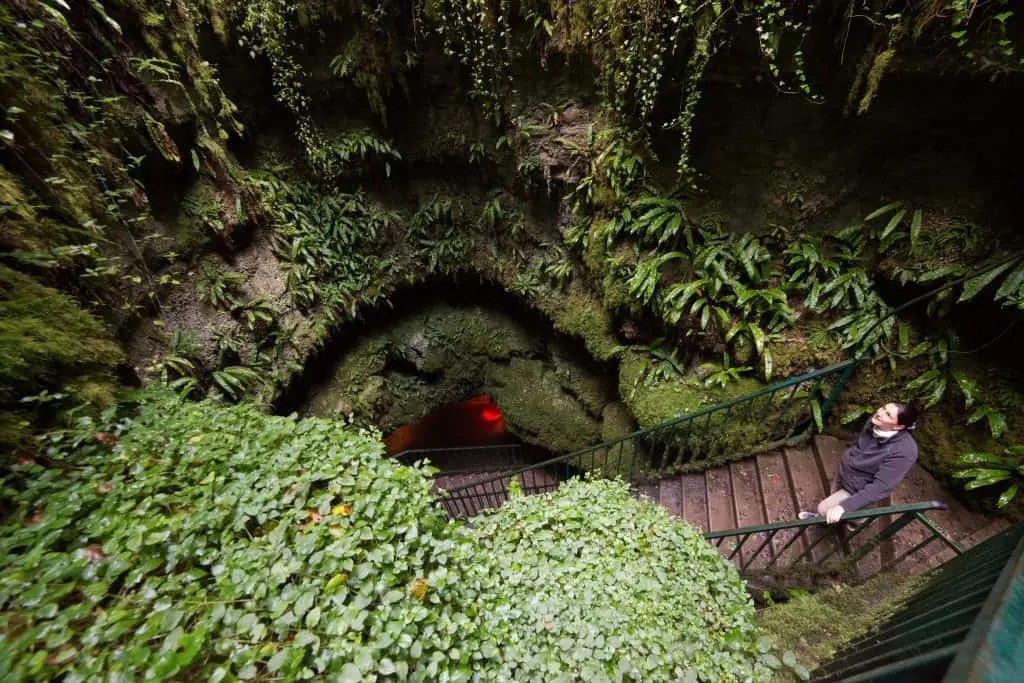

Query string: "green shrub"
[0, 394, 471, 681]
[1, 397, 788, 681]
[457, 478, 778, 681]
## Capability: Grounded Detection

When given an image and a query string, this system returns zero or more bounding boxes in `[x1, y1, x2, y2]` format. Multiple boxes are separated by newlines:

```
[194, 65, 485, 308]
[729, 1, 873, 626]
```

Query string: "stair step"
[756, 450, 806, 564]
[658, 478, 683, 518]
[706, 468, 736, 532]
[635, 483, 660, 506]
[729, 460, 768, 569]
[681, 473, 709, 533]
[812, 435, 844, 487]
[785, 445, 840, 563]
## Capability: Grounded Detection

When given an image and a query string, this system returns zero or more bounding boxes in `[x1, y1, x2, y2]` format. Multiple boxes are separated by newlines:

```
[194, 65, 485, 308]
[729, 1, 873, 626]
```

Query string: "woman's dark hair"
[896, 403, 919, 430]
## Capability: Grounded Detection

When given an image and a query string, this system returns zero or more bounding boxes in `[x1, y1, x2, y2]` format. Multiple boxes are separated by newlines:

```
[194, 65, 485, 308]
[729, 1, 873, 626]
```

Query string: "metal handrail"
[941, 526, 1024, 682]
[392, 443, 528, 462]
[814, 525, 1024, 682]
[703, 501, 961, 579]
[437, 358, 860, 508]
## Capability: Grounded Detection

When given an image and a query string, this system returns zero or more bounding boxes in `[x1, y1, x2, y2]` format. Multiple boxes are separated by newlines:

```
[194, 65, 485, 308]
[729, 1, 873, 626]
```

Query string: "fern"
[211, 365, 260, 402]
[198, 264, 245, 309]
[622, 196, 691, 247]
[626, 251, 687, 306]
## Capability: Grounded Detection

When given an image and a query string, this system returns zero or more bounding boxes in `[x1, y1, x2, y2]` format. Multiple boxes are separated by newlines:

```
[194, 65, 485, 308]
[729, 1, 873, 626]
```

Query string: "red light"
[481, 407, 501, 423]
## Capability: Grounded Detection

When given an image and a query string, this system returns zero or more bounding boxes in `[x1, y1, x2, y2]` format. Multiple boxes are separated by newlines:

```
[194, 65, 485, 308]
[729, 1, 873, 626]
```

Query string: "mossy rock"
[304, 337, 388, 419]
[769, 319, 848, 379]
[618, 351, 763, 428]
[551, 345, 609, 416]
[0, 266, 122, 452]
[486, 357, 602, 452]
[415, 305, 536, 361]
[540, 286, 620, 361]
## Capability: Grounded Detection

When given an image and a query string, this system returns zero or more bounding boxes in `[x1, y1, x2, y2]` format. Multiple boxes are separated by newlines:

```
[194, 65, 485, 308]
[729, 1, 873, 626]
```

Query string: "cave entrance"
[383, 394, 514, 455]
[385, 394, 556, 475]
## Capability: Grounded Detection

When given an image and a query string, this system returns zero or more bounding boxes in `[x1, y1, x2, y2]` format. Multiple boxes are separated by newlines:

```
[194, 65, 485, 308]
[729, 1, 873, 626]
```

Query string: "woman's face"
[871, 402, 903, 431]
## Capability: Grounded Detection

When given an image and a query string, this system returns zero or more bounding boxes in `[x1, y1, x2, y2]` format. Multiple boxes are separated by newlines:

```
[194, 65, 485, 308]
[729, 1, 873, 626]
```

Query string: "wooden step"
[681, 472, 709, 533]
[730, 460, 768, 569]
[756, 450, 806, 565]
[706, 468, 736, 531]
[658, 477, 683, 518]
[785, 445, 840, 563]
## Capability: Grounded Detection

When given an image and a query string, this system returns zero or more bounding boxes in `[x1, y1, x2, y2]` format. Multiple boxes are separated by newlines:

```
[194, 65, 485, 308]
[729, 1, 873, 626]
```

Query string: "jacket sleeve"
[841, 442, 918, 513]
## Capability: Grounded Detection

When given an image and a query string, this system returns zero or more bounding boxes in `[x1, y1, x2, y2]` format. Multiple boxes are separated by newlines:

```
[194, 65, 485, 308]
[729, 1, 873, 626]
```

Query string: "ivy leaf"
[267, 648, 289, 673]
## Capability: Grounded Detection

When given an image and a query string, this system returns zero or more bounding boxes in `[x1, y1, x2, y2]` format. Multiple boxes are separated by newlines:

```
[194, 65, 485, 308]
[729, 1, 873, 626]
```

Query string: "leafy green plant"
[210, 365, 260, 402]
[784, 234, 840, 290]
[233, 298, 276, 333]
[805, 268, 874, 314]
[953, 446, 1024, 507]
[861, 201, 916, 252]
[325, 128, 401, 178]
[619, 196, 692, 246]
[198, 264, 245, 309]
[626, 250, 687, 306]
[0, 395, 471, 680]
[0, 397, 799, 680]
[701, 353, 752, 388]
[462, 477, 786, 681]
[539, 249, 573, 286]
[616, 339, 688, 385]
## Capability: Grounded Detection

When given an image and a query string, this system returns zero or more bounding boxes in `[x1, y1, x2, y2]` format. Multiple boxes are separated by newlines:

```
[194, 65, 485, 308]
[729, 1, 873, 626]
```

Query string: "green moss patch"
[618, 350, 763, 428]
[757, 572, 930, 680]
[0, 266, 122, 453]
[486, 357, 602, 452]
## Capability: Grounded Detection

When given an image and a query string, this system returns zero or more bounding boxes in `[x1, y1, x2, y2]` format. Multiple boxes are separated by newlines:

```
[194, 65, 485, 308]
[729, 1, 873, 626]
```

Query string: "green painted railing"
[812, 524, 1024, 682]
[941, 524, 1024, 683]
[437, 358, 860, 519]
[704, 501, 962, 580]
[393, 443, 535, 471]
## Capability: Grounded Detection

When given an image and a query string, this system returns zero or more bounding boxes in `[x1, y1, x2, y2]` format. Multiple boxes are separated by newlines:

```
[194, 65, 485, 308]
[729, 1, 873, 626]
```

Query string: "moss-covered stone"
[304, 337, 388, 419]
[618, 350, 763, 428]
[757, 572, 930, 680]
[486, 357, 602, 452]
[551, 345, 610, 417]
[541, 286, 621, 361]
[0, 266, 123, 453]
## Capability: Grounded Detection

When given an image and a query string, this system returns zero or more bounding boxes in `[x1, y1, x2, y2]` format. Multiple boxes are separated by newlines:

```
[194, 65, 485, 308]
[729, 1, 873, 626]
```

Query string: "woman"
[800, 402, 919, 524]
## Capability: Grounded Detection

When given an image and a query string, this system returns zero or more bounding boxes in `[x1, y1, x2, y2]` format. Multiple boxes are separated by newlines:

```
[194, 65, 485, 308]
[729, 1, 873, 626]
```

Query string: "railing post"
[819, 358, 861, 418]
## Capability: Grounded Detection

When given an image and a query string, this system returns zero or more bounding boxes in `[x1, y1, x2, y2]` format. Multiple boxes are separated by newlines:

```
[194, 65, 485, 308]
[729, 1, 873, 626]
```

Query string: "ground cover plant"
[1, 394, 793, 681]
[0, 394, 469, 681]
[459, 477, 790, 681]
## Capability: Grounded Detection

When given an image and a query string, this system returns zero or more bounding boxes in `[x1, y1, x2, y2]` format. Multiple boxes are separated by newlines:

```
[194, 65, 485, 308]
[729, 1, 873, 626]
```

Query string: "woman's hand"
[826, 505, 845, 525]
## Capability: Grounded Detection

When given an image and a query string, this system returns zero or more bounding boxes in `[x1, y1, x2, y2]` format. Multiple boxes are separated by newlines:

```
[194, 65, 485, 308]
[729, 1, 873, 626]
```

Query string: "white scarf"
[873, 426, 899, 439]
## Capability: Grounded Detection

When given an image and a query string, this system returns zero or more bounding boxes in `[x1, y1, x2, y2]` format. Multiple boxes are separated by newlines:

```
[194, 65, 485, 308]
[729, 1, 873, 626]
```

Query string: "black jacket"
[837, 422, 918, 512]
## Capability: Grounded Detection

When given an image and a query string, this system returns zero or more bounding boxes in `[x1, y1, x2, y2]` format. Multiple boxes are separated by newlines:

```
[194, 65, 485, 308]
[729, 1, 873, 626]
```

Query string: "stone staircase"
[635, 435, 1010, 578]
